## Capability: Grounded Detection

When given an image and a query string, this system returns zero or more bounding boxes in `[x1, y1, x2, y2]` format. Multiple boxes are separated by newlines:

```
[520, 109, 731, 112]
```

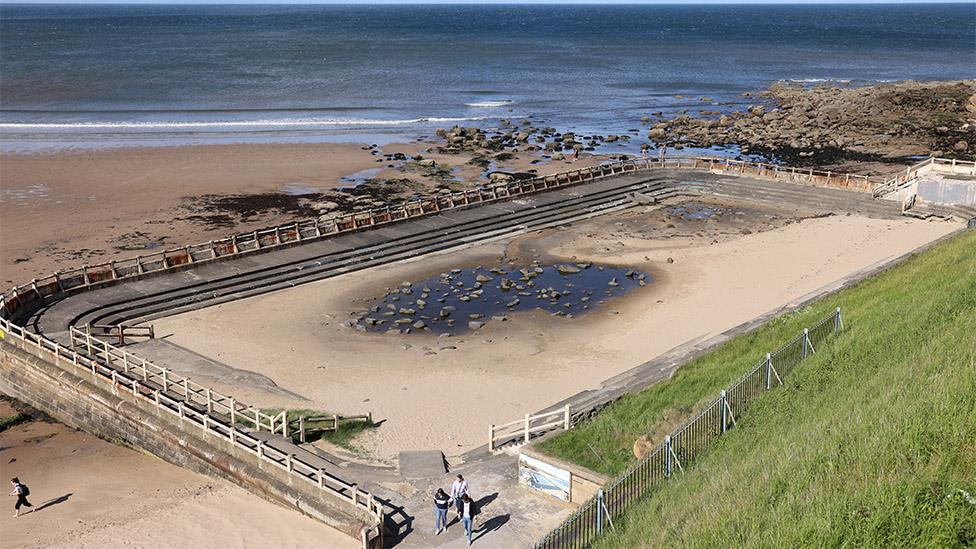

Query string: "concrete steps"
[907, 201, 976, 222]
[28, 169, 906, 342]
[33, 175, 673, 335]
[695, 177, 903, 219]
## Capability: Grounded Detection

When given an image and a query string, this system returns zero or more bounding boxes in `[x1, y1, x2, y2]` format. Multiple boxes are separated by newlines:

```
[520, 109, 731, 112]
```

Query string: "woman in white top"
[450, 474, 468, 519]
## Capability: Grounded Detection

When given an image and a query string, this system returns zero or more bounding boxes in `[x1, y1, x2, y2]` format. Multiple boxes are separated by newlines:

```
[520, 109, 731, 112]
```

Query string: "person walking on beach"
[460, 493, 478, 545]
[572, 147, 580, 161]
[433, 488, 451, 535]
[450, 474, 468, 520]
[9, 478, 32, 517]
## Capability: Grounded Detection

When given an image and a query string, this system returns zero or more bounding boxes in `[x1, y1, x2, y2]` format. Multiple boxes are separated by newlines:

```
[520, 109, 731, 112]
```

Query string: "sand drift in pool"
[352, 263, 648, 335]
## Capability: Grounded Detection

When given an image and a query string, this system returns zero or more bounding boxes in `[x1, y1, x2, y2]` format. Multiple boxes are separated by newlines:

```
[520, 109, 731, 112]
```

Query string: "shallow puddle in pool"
[353, 262, 648, 335]
[669, 202, 723, 221]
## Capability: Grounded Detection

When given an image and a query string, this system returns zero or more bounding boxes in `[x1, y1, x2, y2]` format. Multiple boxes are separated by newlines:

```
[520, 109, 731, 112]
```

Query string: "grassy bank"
[235, 408, 375, 450]
[545, 230, 976, 546]
[539, 230, 975, 477]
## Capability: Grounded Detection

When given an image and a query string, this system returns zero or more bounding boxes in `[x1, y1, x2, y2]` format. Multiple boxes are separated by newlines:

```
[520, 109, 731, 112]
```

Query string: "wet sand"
[0, 399, 356, 549]
[0, 141, 603, 284]
[153, 200, 961, 461]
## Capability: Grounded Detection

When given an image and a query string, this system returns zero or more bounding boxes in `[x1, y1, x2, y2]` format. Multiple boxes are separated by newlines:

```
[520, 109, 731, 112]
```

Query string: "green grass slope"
[559, 230, 975, 547]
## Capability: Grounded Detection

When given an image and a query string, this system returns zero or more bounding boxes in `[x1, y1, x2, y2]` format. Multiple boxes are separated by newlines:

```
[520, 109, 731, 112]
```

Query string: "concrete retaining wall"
[917, 177, 976, 206]
[0, 338, 378, 547]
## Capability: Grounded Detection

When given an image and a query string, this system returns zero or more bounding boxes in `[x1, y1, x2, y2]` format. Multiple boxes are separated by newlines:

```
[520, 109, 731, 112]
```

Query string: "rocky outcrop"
[645, 80, 975, 164]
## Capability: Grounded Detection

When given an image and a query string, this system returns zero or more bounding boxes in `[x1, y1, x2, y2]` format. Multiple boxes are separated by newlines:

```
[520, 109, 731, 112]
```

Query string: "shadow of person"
[474, 513, 510, 541]
[474, 492, 498, 509]
[33, 493, 72, 513]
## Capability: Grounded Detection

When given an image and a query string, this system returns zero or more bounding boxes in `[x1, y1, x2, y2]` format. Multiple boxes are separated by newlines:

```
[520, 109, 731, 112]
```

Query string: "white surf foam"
[0, 116, 493, 131]
[464, 100, 513, 108]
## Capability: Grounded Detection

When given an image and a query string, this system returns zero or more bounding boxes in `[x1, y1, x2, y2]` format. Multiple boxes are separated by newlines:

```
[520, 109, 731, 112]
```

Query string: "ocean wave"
[0, 116, 492, 131]
[786, 78, 852, 83]
[465, 100, 513, 108]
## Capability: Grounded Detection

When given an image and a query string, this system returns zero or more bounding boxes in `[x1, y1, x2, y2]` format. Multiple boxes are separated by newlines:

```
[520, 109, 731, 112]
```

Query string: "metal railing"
[0, 155, 892, 325]
[534, 308, 844, 549]
[0, 318, 384, 540]
[489, 404, 572, 452]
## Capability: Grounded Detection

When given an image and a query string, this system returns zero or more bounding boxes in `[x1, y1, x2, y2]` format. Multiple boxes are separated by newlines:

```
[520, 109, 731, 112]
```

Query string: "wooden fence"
[69, 326, 292, 437]
[85, 324, 155, 346]
[533, 308, 843, 549]
[489, 404, 571, 452]
[870, 157, 976, 198]
[292, 413, 373, 444]
[2, 154, 922, 326]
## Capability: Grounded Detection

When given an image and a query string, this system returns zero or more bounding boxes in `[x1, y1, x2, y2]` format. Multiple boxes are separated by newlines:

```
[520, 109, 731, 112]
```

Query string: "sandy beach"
[153, 199, 961, 461]
[0, 141, 604, 285]
[0, 399, 356, 549]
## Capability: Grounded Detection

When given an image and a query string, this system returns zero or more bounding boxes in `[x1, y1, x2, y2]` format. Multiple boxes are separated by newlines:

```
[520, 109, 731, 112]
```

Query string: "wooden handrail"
[0, 155, 944, 324]
[0, 318, 382, 521]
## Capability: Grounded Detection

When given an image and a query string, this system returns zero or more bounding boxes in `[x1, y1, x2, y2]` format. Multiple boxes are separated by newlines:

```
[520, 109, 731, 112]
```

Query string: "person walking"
[460, 494, 478, 546]
[9, 478, 32, 517]
[433, 488, 451, 535]
[450, 474, 468, 520]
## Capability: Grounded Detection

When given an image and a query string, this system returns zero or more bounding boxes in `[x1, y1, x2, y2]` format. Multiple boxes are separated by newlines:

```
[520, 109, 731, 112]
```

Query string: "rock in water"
[556, 264, 582, 275]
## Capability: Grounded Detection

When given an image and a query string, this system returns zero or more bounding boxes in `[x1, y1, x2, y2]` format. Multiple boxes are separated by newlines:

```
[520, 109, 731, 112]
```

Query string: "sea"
[1, 3, 973, 152]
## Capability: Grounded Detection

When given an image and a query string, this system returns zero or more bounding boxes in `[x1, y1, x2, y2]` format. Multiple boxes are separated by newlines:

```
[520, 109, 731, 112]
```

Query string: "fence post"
[596, 489, 604, 535]
[524, 413, 531, 443]
[564, 404, 571, 430]
[802, 328, 810, 359]
[664, 435, 672, 478]
[834, 307, 841, 334]
[299, 416, 306, 443]
[720, 390, 728, 434]
[488, 424, 494, 453]
[765, 353, 772, 390]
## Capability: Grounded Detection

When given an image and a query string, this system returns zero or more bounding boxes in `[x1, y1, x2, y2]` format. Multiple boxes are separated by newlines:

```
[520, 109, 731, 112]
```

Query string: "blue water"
[1, 4, 973, 151]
